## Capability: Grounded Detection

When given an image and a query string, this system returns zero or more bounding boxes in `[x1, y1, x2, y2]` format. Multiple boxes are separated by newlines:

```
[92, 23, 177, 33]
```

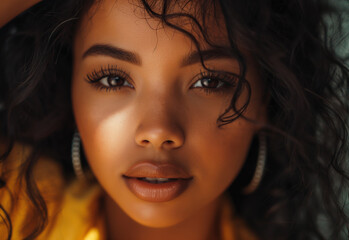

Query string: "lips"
[122, 161, 193, 202]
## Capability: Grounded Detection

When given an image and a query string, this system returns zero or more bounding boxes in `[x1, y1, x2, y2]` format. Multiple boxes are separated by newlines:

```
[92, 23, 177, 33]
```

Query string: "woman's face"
[72, 0, 267, 228]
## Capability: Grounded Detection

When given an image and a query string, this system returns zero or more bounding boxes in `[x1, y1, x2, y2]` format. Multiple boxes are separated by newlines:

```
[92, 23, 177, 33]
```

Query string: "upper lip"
[123, 161, 192, 179]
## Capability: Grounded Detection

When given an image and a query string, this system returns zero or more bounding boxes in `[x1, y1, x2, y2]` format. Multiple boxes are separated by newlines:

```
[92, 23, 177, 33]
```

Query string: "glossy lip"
[123, 161, 193, 202]
[123, 161, 192, 179]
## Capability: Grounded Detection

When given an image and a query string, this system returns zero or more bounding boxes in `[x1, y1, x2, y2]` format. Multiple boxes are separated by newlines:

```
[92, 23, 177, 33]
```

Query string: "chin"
[123, 202, 193, 228]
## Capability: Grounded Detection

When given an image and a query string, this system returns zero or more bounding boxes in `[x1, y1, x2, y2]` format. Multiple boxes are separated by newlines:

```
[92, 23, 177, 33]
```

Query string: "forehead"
[74, 0, 229, 55]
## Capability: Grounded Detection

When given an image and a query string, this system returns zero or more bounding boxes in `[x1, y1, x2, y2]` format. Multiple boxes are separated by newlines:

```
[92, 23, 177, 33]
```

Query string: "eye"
[191, 71, 237, 94]
[192, 77, 225, 89]
[85, 65, 134, 92]
[99, 75, 133, 88]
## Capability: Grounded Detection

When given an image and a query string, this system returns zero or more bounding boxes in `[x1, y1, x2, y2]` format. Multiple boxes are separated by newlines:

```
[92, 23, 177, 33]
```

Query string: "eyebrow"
[82, 44, 235, 66]
[83, 44, 142, 65]
[181, 48, 235, 67]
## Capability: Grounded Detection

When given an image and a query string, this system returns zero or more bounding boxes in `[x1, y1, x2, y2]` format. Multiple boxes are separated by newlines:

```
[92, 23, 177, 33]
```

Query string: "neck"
[103, 194, 223, 240]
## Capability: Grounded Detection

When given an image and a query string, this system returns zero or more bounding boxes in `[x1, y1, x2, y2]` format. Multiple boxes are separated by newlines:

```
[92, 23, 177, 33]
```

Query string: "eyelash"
[85, 65, 237, 94]
[193, 70, 237, 95]
[85, 65, 132, 92]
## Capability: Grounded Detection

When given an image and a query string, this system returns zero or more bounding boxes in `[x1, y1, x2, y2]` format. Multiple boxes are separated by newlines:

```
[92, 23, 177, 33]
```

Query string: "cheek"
[71, 75, 129, 179]
[189, 120, 255, 196]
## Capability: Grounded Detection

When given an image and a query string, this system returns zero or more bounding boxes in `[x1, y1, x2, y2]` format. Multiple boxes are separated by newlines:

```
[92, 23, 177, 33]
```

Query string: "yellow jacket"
[0, 143, 258, 240]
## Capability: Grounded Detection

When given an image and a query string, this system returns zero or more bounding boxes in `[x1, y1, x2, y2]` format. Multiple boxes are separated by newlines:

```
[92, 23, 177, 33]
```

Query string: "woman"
[0, 0, 348, 239]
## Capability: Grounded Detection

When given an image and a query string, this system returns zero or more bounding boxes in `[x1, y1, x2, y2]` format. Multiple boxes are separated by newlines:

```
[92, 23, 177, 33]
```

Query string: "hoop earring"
[71, 131, 85, 180]
[242, 133, 267, 194]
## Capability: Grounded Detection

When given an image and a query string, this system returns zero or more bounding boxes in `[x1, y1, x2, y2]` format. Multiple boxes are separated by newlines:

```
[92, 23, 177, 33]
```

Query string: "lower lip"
[123, 177, 192, 202]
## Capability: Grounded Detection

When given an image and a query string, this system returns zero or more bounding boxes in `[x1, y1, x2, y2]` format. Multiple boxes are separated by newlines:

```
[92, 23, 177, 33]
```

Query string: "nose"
[135, 126, 184, 150]
[134, 96, 185, 151]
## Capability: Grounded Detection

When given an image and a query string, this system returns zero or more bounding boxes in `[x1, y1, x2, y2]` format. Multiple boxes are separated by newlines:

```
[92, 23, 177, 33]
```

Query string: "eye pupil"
[108, 76, 123, 86]
[202, 78, 218, 88]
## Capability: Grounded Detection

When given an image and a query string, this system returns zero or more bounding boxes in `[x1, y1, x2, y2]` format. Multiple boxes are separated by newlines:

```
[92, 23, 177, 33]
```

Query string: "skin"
[0, 0, 41, 27]
[72, 0, 268, 239]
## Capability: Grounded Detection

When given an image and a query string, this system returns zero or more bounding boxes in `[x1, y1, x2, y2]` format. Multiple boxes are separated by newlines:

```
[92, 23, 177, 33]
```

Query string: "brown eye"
[193, 77, 224, 89]
[100, 76, 129, 87]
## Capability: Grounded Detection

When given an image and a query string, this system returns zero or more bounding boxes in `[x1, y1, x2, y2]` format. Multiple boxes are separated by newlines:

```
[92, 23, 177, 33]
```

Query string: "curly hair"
[0, 0, 348, 239]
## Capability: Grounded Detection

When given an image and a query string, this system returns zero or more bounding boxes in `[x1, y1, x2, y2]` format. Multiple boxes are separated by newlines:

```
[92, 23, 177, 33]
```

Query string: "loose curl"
[0, 0, 348, 239]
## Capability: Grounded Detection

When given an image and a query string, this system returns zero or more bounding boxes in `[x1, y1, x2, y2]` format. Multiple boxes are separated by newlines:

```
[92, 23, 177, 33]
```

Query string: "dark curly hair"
[0, 0, 348, 239]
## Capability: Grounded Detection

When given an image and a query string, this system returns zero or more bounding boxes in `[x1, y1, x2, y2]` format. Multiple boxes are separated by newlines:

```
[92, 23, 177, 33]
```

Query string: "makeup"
[123, 161, 193, 202]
